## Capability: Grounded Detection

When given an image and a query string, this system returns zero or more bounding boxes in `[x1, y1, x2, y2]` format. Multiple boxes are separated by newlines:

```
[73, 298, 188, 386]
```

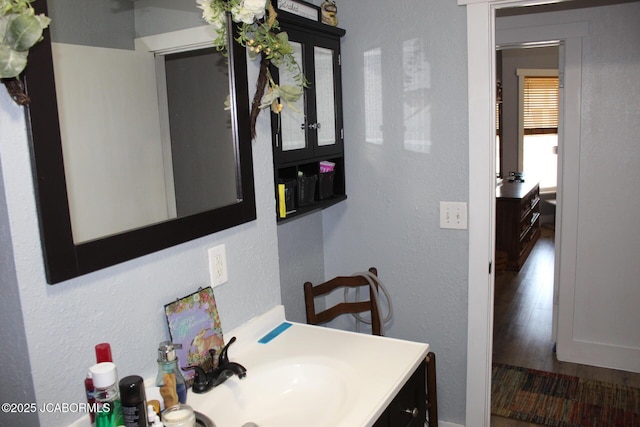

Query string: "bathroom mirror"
[23, 1, 255, 284]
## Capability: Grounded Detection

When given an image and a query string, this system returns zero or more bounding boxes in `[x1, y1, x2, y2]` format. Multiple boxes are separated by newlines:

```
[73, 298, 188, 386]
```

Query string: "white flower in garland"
[197, 0, 306, 138]
[231, 0, 267, 24]
[196, 0, 226, 29]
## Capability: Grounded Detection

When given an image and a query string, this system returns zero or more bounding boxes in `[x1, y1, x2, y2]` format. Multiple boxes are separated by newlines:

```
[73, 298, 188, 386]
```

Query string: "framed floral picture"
[164, 287, 224, 381]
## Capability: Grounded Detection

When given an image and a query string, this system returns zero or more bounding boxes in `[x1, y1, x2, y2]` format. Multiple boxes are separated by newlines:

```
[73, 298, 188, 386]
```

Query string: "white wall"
[497, 1, 640, 372]
[0, 57, 281, 426]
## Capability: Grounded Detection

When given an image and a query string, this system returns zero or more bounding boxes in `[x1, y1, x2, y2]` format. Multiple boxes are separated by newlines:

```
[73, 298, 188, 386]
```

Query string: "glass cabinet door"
[314, 46, 337, 147]
[272, 29, 343, 164]
[279, 41, 306, 152]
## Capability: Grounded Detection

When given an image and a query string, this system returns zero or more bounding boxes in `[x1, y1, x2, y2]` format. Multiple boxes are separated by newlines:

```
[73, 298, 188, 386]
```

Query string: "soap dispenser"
[156, 341, 187, 404]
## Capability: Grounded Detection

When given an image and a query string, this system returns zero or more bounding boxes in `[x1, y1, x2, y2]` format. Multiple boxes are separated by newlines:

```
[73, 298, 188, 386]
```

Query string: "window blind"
[523, 76, 558, 134]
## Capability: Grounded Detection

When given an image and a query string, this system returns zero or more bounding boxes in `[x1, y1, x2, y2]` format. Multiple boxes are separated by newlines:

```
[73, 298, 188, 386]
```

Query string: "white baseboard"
[439, 421, 465, 427]
[557, 338, 640, 373]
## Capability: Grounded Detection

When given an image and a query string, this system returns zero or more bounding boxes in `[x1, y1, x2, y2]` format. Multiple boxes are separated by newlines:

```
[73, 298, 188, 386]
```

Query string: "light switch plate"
[208, 244, 228, 287]
[440, 201, 468, 229]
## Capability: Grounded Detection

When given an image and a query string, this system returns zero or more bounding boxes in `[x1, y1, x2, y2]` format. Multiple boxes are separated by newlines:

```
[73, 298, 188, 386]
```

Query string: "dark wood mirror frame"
[23, 1, 256, 284]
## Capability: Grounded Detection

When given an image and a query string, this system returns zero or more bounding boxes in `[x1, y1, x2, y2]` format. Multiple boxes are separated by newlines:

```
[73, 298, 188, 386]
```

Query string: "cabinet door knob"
[301, 122, 321, 130]
[404, 407, 419, 418]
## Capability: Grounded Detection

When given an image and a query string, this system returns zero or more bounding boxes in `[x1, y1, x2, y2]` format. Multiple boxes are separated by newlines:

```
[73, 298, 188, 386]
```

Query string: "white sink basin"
[186, 309, 428, 427]
[191, 357, 351, 427]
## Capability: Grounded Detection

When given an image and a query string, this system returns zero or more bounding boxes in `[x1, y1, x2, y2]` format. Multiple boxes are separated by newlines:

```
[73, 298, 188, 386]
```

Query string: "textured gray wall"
[278, 0, 470, 424]
[322, 1, 469, 423]
[0, 52, 281, 426]
[0, 104, 38, 426]
[277, 213, 325, 324]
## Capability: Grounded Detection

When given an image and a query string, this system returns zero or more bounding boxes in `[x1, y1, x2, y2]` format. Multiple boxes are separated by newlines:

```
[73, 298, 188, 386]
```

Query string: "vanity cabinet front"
[271, 13, 347, 221]
[373, 360, 427, 427]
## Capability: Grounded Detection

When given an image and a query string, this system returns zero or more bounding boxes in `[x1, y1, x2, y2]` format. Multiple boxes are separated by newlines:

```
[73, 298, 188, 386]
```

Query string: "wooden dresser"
[496, 181, 541, 271]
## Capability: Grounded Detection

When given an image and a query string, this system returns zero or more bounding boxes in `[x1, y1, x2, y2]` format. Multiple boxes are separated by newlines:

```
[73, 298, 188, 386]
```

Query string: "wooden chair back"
[303, 267, 382, 336]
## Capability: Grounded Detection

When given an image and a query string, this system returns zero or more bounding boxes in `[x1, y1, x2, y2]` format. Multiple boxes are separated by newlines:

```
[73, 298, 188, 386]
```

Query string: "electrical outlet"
[440, 201, 468, 229]
[208, 244, 228, 287]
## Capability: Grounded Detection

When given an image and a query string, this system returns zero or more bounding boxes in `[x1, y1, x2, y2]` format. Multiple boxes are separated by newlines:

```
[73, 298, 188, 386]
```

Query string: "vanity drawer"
[373, 360, 426, 427]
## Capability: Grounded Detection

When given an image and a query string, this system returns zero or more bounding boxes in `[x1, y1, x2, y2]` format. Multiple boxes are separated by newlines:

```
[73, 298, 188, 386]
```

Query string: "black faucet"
[183, 336, 247, 393]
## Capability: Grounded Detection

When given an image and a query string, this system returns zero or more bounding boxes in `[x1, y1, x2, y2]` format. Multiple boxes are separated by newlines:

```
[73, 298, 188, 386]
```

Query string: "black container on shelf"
[297, 174, 318, 207]
[278, 179, 297, 213]
[318, 170, 335, 200]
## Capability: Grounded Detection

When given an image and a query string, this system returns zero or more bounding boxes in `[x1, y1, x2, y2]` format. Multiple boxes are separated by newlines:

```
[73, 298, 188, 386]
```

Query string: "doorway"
[466, 1, 640, 425]
[493, 43, 560, 369]
[463, 1, 587, 425]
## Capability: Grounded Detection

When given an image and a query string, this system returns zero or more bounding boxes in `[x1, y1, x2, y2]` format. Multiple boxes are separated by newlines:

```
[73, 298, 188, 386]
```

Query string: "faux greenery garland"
[0, 0, 49, 104]
[197, 0, 306, 138]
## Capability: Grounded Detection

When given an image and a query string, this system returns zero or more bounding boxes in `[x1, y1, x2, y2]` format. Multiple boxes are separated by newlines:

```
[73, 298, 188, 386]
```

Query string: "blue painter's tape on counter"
[258, 322, 292, 344]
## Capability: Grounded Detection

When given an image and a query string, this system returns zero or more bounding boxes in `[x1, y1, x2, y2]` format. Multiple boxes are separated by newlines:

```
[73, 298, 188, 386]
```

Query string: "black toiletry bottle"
[119, 375, 148, 427]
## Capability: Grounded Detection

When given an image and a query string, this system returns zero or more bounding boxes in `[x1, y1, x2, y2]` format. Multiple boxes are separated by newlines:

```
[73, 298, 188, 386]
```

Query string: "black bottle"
[119, 375, 148, 427]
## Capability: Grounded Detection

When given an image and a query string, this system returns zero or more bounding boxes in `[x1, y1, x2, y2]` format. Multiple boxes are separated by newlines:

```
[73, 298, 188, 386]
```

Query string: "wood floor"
[491, 225, 640, 426]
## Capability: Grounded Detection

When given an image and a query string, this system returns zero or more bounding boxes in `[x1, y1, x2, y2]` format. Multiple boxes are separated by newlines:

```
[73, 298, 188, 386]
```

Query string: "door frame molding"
[458, 0, 579, 425]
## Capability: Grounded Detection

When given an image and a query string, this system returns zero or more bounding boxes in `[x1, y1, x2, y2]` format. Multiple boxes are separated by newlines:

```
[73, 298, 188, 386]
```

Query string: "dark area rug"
[492, 363, 640, 426]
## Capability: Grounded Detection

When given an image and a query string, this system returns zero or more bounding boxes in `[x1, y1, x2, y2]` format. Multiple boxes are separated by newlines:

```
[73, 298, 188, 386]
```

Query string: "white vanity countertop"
[187, 305, 430, 427]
